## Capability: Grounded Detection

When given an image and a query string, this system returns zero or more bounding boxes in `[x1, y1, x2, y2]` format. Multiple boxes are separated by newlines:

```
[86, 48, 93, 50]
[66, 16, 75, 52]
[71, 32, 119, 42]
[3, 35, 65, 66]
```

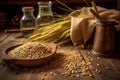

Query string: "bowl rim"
[2, 42, 57, 66]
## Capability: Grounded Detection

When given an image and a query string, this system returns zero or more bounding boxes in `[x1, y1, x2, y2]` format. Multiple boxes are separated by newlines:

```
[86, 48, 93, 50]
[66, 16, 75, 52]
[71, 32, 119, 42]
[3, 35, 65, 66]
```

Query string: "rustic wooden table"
[0, 32, 120, 80]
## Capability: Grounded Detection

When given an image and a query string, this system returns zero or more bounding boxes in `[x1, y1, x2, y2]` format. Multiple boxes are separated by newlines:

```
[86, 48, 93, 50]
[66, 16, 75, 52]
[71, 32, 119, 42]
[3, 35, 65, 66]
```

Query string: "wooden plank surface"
[0, 32, 120, 80]
[0, 33, 26, 80]
[79, 49, 120, 80]
[0, 31, 10, 44]
[0, 33, 94, 80]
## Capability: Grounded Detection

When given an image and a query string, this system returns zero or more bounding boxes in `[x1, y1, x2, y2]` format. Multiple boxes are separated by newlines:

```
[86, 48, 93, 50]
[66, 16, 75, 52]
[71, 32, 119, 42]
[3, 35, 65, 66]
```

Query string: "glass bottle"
[20, 7, 35, 37]
[36, 1, 53, 28]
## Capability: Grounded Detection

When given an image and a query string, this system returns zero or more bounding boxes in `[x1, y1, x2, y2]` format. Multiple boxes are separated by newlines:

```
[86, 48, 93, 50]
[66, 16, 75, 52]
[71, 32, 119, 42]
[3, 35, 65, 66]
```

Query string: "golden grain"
[8, 42, 52, 59]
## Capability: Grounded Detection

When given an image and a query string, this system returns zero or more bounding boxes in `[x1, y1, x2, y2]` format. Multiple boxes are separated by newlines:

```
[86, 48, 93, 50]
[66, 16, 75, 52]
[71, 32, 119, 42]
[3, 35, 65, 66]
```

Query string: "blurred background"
[0, 0, 119, 30]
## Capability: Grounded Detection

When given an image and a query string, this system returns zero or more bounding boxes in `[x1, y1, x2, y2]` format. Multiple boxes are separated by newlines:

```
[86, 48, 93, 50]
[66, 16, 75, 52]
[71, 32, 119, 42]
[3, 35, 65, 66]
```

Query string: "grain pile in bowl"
[8, 42, 52, 59]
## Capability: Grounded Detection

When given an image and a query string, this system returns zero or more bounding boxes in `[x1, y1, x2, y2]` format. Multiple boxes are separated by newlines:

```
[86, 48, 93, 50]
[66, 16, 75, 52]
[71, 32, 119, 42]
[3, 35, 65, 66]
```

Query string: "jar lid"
[38, 1, 52, 6]
[22, 7, 34, 11]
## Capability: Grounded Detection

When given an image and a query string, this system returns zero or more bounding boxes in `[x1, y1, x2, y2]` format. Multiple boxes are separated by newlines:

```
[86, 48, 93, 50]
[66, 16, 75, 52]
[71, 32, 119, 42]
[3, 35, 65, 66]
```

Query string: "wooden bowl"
[2, 43, 57, 67]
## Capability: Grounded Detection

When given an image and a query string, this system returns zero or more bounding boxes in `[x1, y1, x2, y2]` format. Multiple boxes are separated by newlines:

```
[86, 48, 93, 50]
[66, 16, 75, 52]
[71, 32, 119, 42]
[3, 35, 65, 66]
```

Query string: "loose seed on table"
[97, 63, 100, 66]
[76, 74, 80, 78]
[106, 67, 110, 70]
[97, 57, 100, 60]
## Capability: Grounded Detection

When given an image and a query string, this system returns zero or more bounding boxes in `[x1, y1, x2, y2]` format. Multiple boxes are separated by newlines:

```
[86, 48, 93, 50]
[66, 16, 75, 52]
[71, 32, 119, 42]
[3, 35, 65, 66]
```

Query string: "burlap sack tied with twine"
[69, 6, 120, 45]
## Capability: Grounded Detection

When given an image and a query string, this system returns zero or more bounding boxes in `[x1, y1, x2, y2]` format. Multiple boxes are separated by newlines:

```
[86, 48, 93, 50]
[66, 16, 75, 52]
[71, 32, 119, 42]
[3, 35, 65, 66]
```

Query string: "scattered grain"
[82, 72, 87, 76]
[98, 70, 101, 73]
[106, 67, 110, 70]
[95, 69, 98, 72]
[97, 63, 100, 66]
[97, 57, 100, 60]
[71, 75, 75, 77]
[76, 74, 80, 78]
[88, 52, 91, 54]
[41, 77, 45, 80]
[43, 73, 47, 76]
[89, 74, 93, 77]
[22, 46, 92, 77]
[50, 72, 54, 75]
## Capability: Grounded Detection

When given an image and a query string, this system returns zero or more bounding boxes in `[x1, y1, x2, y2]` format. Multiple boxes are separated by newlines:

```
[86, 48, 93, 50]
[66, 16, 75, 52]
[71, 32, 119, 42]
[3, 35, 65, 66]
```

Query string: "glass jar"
[36, 1, 53, 28]
[20, 7, 35, 37]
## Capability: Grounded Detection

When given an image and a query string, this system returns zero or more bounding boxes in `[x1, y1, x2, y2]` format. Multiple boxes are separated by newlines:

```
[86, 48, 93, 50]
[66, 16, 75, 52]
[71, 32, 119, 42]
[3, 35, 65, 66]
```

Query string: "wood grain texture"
[0, 33, 120, 80]
[80, 49, 120, 80]
[0, 32, 10, 45]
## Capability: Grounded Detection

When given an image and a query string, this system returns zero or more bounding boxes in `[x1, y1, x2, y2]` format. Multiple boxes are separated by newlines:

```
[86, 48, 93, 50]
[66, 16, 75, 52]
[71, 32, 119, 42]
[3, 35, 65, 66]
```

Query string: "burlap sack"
[69, 6, 120, 45]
